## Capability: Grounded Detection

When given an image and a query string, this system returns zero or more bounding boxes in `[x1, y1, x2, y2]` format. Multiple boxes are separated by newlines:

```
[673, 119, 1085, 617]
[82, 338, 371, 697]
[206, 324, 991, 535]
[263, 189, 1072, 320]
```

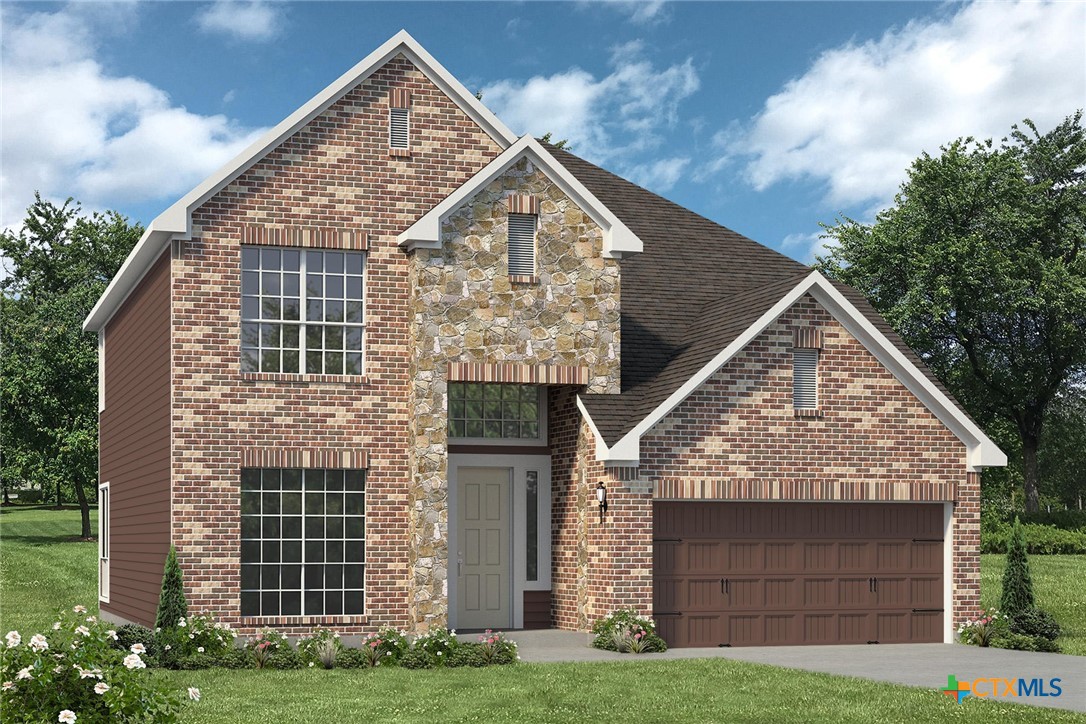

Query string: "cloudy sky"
[1, 1, 1082, 262]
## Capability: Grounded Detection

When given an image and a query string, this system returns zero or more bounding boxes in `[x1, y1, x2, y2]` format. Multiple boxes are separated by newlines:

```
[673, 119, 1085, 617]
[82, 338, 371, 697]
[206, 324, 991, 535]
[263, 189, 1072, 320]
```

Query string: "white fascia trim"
[397, 135, 642, 259]
[84, 30, 516, 332]
[592, 270, 1006, 470]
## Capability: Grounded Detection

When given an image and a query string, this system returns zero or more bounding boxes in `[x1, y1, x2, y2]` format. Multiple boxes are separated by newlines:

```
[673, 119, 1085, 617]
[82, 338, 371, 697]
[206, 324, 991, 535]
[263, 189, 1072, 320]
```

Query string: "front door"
[456, 467, 511, 629]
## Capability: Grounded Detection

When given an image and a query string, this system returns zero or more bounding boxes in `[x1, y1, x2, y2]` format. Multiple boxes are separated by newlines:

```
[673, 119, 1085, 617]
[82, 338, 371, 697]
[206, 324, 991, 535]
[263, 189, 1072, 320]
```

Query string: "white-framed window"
[507, 213, 537, 277]
[98, 482, 110, 603]
[389, 107, 409, 150]
[241, 247, 365, 375]
[793, 347, 819, 410]
[240, 468, 366, 617]
[448, 383, 546, 444]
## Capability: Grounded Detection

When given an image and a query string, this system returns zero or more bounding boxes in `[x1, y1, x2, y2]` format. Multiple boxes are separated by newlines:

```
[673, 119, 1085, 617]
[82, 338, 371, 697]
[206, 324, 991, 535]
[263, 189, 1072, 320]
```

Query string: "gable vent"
[793, 348, 819, 409]
[389, 107, 409, 149]
[508, 213, 536, 277]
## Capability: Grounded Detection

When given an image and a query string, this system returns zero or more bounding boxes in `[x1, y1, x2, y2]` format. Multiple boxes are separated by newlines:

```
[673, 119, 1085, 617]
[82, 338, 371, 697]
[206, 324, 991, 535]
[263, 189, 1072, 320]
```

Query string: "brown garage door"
[653, 502, 944, 647]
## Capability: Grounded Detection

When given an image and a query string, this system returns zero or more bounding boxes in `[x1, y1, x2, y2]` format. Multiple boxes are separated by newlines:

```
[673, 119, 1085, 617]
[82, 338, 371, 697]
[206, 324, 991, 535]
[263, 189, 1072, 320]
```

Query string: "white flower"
[5, 631, 20, 648]
[29, 634, 48, 652]
[94, 682, 109, 695]
[106, 630, 118, 641]
[188, 634, 195, 640]
[130, 643, 146, 654]
[15, 667, 33, 680]
[75, 627, 90, 637]
[73, 605, 87, 614]
[1, 681, 13, 691]
[197, 646, 204, 653]
[188, 687, 201, 702]
[333, 632, 340, 638]
[58, 710, 77, 723]
[281, 634, 288, 640]
[53, 622, 62, 631]
[308, 661, 315, 667]
[164, 645, 172, 651]
[54, 666, 64, 673]
[85, 616, 97, 623]
[178, 619, 187, 627]
[122, 654, 145, 670]
[77, 667, 97, 679]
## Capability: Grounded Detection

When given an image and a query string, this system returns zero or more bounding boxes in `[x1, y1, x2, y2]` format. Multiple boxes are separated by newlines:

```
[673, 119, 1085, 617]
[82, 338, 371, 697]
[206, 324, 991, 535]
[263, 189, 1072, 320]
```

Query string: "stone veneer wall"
[407, 157, 621, 632]
[170, 54, 503, 636]
[637, 295, 979, 629]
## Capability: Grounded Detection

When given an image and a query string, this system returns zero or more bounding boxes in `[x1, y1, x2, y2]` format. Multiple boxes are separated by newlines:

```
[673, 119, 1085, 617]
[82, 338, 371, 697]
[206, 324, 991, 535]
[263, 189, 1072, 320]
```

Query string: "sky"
[1, 0, 1083, 264]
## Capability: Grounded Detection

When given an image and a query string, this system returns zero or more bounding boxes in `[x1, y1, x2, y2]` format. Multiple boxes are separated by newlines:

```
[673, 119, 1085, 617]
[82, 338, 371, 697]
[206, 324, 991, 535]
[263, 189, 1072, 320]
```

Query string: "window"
[507, 213, 536, 277]
[98, 483, 109, 602]
[241, 468, 366, 617]
[241, 247, 365, 375]
[525, 470, 539, 581]
[448, 383, 543, 440]
[389, 107, 409, 150]
[793, 348, 819, 410]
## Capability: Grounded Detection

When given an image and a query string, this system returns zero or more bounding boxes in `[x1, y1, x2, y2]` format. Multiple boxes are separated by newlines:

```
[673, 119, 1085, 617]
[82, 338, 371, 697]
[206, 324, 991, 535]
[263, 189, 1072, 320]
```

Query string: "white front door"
[456, 467, 511, 629]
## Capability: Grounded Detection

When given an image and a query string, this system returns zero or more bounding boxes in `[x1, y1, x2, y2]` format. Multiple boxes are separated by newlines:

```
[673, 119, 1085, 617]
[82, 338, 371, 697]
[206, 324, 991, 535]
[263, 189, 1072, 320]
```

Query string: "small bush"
[398, 647, 433, 670]
[447, 642, 488, 668]
[112, 624, 158, 658]
[957, 608, 1008, 647]
[981, 521, 1086, 554]
[591, 609, 667, 653]
[1001, 518, 1035, 617]
[173, 653, 217, 670]
[333, 648, 369, 669]
[297, 627, 342, 669]
[990, 633, 1062, 653]
[215, 647, 255, 670]
[1011, 608, 1062, 641]
[158, 614, 237, 668]
[246, 628, 289, 669]
[265, 648, 304, 670]
[473, 629, 518, 665]
[155, 546, 188, 632]
[411, 628, 458, 667]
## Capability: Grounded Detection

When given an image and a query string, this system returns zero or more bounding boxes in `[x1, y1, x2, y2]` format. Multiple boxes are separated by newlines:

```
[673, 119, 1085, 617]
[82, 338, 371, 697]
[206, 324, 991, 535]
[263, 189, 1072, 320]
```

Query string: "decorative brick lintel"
[240, 372, 369, 386]
[654, 479, 958, 502]
[605, 465, 640, 482]
[506, 194, 539, 215]
[509, 274, 537, 284]
[242, 615, 368, 627]
[389, 148, 412, 158]
[448, 362, 588, 385]
[389, 88, 411, 108]
[242, 225, 368, 251]
[793, 327, 823, 349]
[241, 448, 369, 469]
[794, 408, 824, 418]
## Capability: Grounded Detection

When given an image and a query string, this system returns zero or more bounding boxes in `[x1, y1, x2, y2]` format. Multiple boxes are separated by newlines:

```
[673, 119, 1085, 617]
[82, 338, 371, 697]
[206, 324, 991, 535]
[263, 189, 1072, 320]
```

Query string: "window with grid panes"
[241, 247, 365, 375]
[447, 383, 542, 440]
[240, 468, 366, 617]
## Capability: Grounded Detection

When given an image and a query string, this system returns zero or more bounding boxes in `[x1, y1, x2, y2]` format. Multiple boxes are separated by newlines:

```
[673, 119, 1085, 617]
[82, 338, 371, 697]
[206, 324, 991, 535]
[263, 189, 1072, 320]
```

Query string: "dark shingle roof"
[543, 143, 971, 446]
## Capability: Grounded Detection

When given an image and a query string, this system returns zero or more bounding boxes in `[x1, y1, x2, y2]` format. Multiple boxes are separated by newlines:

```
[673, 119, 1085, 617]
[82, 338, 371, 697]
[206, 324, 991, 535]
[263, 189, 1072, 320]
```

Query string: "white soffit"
[397, 135, 643, 260]
[581, 270, 1007, 471]
[84, 30, 517, 332]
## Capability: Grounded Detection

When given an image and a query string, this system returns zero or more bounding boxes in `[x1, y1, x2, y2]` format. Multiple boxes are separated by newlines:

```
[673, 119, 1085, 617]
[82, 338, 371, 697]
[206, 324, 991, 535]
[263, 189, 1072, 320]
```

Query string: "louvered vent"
[389, 107, 409, 149]
[508, 213, 536, 276]
[793, 348, 819, 409]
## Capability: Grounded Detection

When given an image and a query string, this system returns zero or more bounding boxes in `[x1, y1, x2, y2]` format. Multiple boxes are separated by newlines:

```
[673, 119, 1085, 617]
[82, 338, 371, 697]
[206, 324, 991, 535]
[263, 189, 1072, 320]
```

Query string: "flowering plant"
[476, 630, 518, 665]
[297, 628, 342, 669]
[246, 628, 288, 669]
[1, 606, 189, 722]
[158, 614, 236, 665]
[591, 609, 667, 654]
[411, 628, 458, 666]
[357, 628, 410, 668]
[957, 607, 1008, 647]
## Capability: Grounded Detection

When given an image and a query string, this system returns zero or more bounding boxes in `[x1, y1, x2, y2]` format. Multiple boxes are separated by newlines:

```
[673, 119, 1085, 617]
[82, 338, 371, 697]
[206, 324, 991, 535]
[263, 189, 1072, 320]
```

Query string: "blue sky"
[2, 1, 1083, 263]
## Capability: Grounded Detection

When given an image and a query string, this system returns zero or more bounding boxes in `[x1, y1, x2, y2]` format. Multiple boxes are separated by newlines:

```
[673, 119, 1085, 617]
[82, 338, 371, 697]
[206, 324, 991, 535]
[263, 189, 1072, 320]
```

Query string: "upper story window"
[448, 383, 544, 442]
[505, 195, 540, 281]
[241, 246, 365, 375]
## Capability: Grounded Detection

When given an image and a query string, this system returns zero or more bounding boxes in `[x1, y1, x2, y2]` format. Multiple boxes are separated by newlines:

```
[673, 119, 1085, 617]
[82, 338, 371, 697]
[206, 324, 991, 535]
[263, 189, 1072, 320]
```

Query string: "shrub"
[359, 628, 410, 668]
[215, 647, 255, 670]
[990, 632, 1062, 653]
[112, 624, 158, 658]
[158, 614, 237, 668]
[447, 642, 488, 668]
[474, 629, 518, 665]
[957, 608, 1008, 647]
[333, 648, 369, 669]
[398, 647, 432, 670]
[1001, 518, 1035, 617]
[155, 547, 188, 633]
[1011, 608, 1062, 641]
[265, 648, 304, 670]
[411, 628, 458, 667]
[591, 609, 667, 653]
[1, 605, 190, 723]
[981, 521, 1086, 554]
[297, 628, 342, 669]
[246, 629, 289, 669]
[173, 653, 217, 670]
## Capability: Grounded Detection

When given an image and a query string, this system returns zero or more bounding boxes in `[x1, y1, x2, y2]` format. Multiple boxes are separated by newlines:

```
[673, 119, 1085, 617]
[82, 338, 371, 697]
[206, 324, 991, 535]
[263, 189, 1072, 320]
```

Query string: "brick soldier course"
[87, 31, 1002, 645]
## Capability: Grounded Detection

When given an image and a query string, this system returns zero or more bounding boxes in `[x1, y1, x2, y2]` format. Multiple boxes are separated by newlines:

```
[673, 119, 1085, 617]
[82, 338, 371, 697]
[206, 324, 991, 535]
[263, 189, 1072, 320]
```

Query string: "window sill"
[793, 408, 824, 419]
[241, 614, 367, 627]
[240, 372, 369, 385]
[389, 148, 411, 158]
[509, 274, 538, 284]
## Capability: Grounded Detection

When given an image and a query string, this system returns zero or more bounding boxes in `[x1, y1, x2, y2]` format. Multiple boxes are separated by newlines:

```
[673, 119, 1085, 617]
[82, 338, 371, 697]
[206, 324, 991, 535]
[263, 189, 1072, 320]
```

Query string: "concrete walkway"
[505, 630, 1086, 713]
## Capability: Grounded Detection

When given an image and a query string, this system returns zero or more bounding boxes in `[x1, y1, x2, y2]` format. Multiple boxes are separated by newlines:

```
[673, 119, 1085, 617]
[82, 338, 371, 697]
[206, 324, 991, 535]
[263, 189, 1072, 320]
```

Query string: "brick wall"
[170, 53, 502, 636]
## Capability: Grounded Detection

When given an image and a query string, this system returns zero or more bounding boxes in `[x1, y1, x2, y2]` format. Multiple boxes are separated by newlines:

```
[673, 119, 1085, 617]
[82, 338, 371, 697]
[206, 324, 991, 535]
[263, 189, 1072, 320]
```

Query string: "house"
[84, 31, 1005, 648]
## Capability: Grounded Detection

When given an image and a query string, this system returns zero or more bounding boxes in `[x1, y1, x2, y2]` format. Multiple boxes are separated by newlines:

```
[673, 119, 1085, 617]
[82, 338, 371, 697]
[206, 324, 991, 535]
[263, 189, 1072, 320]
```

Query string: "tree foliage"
[818, 112, 1086, 511]
[155, 545, 189, 633]
[0, 195, 142, 536]
[1000, 518, 1035, 617]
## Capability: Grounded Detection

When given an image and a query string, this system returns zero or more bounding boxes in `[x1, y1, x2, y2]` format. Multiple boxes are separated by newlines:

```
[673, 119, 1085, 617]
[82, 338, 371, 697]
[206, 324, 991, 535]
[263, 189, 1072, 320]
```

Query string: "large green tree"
[818, 112, 1086, 512]
[1, 195, 142, 536]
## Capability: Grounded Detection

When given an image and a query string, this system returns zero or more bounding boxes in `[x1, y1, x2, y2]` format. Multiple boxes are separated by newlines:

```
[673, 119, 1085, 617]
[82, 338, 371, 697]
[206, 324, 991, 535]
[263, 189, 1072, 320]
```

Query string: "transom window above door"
[448, 383, 545, 442]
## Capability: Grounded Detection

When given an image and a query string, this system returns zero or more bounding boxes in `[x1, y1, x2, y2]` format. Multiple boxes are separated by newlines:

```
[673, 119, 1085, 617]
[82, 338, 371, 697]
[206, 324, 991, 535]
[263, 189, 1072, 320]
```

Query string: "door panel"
[457, 467, 511, 629]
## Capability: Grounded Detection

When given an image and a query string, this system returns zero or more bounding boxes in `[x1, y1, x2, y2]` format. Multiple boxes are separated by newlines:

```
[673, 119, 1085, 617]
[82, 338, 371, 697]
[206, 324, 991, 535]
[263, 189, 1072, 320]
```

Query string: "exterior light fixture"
[596, 482, 608, 523]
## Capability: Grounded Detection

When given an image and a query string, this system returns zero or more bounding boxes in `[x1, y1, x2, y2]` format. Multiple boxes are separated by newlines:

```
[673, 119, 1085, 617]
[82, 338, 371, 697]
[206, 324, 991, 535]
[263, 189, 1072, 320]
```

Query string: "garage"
[653, 502, 945, 647]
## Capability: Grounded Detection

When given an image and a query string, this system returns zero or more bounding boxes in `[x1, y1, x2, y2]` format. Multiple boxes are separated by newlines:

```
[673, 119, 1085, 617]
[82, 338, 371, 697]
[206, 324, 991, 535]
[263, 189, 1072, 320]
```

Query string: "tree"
[818, 112, 1086, 511]
[155, 546, 189, 631]
[1000, 518, 1035, 617]
[0, 195, 142, 536]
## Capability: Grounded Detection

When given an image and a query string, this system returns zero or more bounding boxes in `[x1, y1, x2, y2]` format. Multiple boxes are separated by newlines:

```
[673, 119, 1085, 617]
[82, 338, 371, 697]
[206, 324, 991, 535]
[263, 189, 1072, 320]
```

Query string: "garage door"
[653, 502, 944, 647]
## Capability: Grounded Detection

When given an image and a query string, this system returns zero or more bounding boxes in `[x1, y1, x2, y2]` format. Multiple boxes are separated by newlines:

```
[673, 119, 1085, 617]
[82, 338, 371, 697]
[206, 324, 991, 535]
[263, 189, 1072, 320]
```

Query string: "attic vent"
[508, 213, 536, 277]
[389, 107, 409, 150]
[793, 348, 819, 409]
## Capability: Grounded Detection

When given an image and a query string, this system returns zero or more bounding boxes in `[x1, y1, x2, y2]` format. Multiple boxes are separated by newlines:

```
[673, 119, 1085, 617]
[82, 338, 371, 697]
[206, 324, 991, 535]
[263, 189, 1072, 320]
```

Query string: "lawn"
[981, 553, 1086, 656]
[3, 506, 1084, 723]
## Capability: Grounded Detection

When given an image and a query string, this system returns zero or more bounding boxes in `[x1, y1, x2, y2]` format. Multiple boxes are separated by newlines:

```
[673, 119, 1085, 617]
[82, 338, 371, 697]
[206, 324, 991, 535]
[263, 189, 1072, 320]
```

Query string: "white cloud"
[728, 0, 1085, 209]
[480, 39, 698, 171]
[1, 5, 265, 229]
[196, 1, 283, 42]
[624, 157, 690, 192]
[781, 231, 835, 264]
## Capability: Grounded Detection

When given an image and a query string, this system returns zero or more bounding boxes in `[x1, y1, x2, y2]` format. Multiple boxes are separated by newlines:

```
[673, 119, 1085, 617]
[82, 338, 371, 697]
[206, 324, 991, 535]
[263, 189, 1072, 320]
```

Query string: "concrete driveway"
[506, 630, 1086, 713]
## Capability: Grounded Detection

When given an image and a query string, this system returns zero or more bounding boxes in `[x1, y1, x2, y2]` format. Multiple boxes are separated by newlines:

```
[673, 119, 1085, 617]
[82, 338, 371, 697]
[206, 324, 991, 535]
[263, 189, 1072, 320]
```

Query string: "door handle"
[869, 577, 874, 593]
[721, 578, 729, 595]
[457, 553, 463, 577]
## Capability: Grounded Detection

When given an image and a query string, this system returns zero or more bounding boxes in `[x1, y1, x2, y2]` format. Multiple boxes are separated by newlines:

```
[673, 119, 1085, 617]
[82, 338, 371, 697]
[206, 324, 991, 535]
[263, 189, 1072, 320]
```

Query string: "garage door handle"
[721, 578, 729, 594]
[912, 608, 944, 613]
[654, 538, 682, 543]
[653, 611, 682, 616]
[912, 538, 943, 542]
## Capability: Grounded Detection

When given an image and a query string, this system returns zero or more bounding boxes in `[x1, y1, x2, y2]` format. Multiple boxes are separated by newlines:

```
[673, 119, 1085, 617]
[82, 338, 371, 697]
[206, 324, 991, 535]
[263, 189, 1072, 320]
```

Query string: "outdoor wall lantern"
[596, 482, 608, 523]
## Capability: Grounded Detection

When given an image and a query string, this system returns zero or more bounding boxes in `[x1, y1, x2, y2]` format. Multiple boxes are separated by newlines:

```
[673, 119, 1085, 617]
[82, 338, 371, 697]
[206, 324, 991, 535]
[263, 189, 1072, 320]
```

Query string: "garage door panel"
[911, 541, 941, 570]
[837, 542, 869, 570]
[687, 578, 722, 609]
[838, 577, 871, 607]
[803, 578, 836, 607]
[765, 614, 797, 644]
[764, 578, 798, 608]
[729, 615, 763, 646]
[687, 542, 721, 571]
[654, 577, 681, 613]
[838, 613, 871, 643]
[910, 577, 941, 607]
[727, 578, 762, 608]
[764, 542, 796, 570]
[804, 542, 836, 570]
[728, 542, 761, 570]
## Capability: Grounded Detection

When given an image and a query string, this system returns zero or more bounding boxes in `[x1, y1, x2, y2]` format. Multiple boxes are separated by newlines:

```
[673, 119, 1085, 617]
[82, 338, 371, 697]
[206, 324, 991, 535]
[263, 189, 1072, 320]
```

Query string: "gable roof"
[84, 30, 516, 333]
[398, 136, 642, 258]
[546, 145, 1005, 470]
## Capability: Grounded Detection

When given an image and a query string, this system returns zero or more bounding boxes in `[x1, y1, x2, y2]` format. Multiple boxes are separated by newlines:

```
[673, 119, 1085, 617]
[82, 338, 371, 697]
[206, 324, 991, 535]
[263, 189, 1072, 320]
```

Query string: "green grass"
[3, 507, 1083, 723]
[981, 553, 1086, 655]
[0, 505, 98, 633]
